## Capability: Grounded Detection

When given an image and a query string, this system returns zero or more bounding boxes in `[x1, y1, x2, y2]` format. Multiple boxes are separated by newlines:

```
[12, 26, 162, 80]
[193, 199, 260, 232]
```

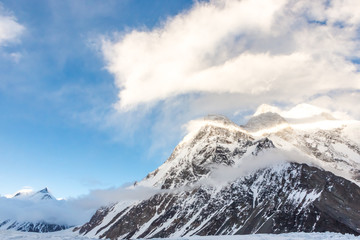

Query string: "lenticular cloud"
[101, 0, 360, 111]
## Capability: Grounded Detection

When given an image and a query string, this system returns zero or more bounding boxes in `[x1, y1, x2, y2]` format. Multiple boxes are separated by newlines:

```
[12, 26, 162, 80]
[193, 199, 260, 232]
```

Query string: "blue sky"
[0, 0, 195, 198]
[0, 0, 360, 199]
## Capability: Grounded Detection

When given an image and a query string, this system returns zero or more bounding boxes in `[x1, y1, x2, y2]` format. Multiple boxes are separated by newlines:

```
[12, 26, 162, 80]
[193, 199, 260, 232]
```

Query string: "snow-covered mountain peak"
[192, 114, 240, 130]
[0, 188, 72, 233]
[244, 112, 288, 133]
[38, 187, 49, 194]
[31, 188, 54, 201]
[138, 115, 254, 189]
[78, 105, 360, 239]
[180, 114, 246, 146]
[137, 108, 360, 191]
[253, 104, 282, 116]
[10, 187, 54, 201]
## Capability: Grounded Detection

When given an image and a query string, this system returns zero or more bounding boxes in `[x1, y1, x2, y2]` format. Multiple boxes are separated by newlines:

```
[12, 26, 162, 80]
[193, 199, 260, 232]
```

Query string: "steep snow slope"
[77, 104, 360, 239]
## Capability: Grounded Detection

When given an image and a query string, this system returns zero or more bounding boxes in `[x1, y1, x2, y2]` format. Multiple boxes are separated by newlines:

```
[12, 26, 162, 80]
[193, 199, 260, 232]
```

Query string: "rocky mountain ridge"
[76, 104, 360, 239]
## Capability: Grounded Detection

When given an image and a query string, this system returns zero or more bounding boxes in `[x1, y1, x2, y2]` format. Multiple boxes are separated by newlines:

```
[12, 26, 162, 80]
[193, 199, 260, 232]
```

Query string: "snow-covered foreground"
[0, 229, 93, 240]
[0, 230, 359, 240]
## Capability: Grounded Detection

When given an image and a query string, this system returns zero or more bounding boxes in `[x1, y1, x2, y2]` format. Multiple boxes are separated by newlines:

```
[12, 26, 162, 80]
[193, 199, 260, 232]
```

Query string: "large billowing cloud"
[0, 4, 24, 46]
[102, 0, 360, 112]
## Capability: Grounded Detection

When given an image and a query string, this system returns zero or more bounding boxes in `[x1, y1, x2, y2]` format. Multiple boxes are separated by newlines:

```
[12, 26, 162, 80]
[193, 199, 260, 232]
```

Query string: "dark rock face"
[252, 138, 275, 156]
[75, 204, 117, 235]
[79, 163, 360, 239]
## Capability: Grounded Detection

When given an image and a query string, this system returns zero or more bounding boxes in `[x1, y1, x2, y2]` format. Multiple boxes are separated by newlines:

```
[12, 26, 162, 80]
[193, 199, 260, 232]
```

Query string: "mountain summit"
[76, 104, 360, 239]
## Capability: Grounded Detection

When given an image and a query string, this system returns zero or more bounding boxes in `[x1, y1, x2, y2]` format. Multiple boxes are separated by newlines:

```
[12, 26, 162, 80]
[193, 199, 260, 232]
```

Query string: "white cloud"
[0, 4, 24, 46]
[102, 0, 360, 111]
[71, 185, 164, 210]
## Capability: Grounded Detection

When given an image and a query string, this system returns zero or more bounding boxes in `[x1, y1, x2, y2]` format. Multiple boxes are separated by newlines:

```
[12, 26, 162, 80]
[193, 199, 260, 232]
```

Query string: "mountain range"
[74, 104, 360, 239]
[2, 104, 359, 239]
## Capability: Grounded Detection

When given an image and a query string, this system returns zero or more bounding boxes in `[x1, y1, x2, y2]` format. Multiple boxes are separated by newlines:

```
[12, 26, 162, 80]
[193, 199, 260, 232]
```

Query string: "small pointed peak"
[33, 187, 54, 200]
[39, 187, 49, 193]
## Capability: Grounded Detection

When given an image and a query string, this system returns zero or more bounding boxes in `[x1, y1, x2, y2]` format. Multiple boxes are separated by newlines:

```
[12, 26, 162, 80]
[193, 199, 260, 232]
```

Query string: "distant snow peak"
[9, 187, 54, 201]
[39, 187, 49, 194]
[32, 188, 54, 201]
[0, 188, 73, 233]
